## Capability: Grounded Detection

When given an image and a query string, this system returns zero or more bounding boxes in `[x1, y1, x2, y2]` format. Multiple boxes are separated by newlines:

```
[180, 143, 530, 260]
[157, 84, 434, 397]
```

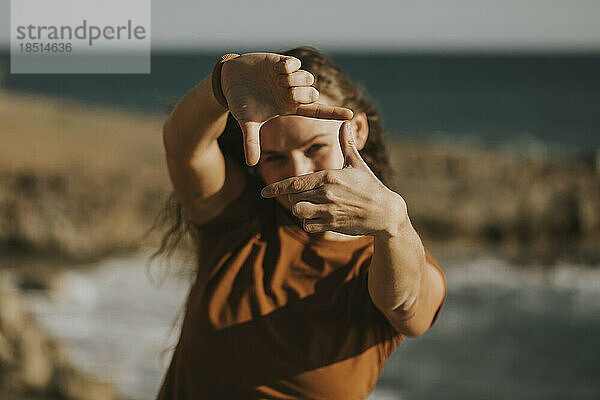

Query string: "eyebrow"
[262, 133, 330, 155]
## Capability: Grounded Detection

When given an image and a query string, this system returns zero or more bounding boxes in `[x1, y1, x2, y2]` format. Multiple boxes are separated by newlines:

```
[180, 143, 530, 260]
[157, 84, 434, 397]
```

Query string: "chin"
[276, 196, 308, 225]
[275, 195, 291, 212]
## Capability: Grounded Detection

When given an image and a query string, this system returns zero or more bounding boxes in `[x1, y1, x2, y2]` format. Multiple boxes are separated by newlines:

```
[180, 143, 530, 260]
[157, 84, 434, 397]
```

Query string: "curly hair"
[145, 46, 393, 281]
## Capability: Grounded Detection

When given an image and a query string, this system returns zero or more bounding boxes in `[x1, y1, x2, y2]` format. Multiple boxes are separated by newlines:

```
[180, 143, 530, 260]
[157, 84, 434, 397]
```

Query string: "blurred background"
[0, 0, 599, 399]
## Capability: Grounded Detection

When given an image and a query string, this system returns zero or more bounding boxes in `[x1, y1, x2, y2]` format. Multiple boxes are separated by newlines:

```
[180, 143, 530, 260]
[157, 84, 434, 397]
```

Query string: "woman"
[155, 46, 446, 399]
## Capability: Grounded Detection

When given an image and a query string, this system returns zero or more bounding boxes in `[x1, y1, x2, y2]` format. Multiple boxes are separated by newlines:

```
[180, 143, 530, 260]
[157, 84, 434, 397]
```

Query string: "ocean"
[1, 51, 599, 157]
[19, 252, 600, 400]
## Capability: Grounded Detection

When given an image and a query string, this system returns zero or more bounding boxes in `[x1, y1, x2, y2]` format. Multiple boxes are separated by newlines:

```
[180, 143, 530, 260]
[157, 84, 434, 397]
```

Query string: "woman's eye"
[264, 156, 283, 163]
[307, 144, 326, 154]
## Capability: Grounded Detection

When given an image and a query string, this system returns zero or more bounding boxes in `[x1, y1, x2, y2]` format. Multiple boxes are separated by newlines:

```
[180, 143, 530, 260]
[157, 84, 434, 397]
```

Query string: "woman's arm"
[259, 121, 446, 336]
[163, 74, 247, 225]
[164, 52, 354, 224]
[366, 203, 446, 337]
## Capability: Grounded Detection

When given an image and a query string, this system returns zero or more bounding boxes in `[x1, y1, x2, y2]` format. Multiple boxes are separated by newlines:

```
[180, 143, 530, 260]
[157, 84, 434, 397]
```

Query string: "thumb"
[339, 121, 366, 169]
[240, 121, 262, 166]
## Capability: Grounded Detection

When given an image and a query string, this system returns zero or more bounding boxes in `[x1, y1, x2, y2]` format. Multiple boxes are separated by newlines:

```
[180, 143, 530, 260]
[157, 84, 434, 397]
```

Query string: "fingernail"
[261, 186, 272, 197]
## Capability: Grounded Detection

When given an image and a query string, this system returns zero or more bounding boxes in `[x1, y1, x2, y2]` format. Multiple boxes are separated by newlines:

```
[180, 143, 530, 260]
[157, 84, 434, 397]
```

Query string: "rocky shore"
[388, 138, 600, 265]
[0, 91, 168, 399]
[0, 271, 118, 400]
[1, 90, 598, 267]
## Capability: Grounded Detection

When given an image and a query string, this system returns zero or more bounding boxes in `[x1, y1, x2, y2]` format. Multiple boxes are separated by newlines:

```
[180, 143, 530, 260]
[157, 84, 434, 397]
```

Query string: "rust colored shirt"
[156, 173, 446, 400]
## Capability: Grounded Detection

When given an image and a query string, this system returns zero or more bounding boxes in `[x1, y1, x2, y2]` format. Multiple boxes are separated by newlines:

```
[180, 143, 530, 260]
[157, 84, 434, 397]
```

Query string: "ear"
[349, 112, 369, 151]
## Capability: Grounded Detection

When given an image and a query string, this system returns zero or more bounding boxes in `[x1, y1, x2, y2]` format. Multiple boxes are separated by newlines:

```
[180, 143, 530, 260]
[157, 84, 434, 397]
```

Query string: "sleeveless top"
[156, 173, 446, 400]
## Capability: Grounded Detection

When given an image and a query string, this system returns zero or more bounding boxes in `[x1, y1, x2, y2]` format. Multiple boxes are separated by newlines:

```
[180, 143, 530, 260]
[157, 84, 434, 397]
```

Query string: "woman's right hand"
[220, 52, 353, 166]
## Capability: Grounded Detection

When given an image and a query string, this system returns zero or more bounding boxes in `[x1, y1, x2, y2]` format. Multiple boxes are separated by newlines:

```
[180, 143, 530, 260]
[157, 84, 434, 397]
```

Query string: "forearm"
[163, 74, 229, 160]
[367, 194, 445, 336]
[367, 213, 425, 314]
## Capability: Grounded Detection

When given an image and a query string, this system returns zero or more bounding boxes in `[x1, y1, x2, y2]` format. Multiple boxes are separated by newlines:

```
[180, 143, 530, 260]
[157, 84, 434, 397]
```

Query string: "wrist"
[375, 190, 410, 240]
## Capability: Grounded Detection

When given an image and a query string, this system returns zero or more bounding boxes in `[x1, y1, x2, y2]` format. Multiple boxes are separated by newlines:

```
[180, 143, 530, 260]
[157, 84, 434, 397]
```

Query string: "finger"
[303, 218, 328, 233]
[240, 121, 261, 166]
[339, 121, 369, 169]
[277, 70, 315, 88]
[274, 56, 301, 74]
[288, 186, 331, 204]
[289, 87, 319, 104]
[295, 104, 354, 120]
[261, 170, 328, 197]
[290, 201, 325, 220]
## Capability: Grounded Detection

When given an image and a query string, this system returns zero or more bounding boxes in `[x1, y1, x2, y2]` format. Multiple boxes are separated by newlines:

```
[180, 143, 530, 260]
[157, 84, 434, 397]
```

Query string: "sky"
[2, 0, 600, 52]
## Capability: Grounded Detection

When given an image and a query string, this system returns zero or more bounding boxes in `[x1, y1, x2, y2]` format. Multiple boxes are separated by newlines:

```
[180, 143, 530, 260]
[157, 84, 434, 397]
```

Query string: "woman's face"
[258, 108, 346, 211]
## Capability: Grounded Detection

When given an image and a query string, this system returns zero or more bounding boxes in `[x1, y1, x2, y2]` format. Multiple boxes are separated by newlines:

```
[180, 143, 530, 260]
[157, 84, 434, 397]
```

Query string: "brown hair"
[145, 46, 393, 280]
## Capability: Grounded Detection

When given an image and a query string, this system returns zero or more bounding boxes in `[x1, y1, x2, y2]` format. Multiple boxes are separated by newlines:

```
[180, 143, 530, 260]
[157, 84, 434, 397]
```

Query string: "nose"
[289, 153, 314, 177]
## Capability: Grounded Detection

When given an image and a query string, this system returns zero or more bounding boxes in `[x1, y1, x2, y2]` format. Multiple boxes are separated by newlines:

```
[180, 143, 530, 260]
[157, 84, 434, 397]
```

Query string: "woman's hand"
[260, 121, 408, 238]
[220, 53, 353, 166]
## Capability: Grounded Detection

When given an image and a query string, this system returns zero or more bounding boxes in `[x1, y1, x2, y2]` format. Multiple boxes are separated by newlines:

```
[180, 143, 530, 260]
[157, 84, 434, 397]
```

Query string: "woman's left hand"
[260, 121, 408, 238]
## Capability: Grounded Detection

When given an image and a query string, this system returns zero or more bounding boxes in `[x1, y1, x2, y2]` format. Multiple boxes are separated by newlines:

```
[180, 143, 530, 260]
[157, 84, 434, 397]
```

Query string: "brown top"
[156, 173, 446, 400]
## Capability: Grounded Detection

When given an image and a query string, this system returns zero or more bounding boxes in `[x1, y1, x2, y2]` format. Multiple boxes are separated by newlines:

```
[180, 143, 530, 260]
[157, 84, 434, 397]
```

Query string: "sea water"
[1, 52, 599, 156]
[20, 251, 600, 400]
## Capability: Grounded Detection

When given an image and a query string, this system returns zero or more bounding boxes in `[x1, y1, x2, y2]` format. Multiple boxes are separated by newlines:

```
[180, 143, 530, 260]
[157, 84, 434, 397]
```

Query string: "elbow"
[369, 289, 425, 337]
[382, 306, 432, 337]
[372, 287, 443, 338]
[397, 320, 430, 338]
